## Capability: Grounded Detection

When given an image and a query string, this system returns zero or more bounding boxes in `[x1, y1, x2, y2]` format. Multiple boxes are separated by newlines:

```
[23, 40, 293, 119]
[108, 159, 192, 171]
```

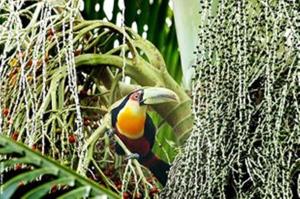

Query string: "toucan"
[110, 87, 178, 186]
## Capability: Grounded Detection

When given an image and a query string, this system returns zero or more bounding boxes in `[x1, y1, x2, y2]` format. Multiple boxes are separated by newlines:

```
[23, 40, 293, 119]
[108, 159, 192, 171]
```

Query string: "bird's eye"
[133, 93, 139, 99]
[131, 92, 141, 101]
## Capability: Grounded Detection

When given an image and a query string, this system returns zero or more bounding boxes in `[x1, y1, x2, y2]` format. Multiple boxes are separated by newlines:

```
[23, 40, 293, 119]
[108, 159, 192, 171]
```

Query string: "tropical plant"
[0, 0, 192, 198]
[81, 0, 182, 83]
[80, 0, 189, 161]
[0, 135, 119, 199]
[162, 0, 300, 198]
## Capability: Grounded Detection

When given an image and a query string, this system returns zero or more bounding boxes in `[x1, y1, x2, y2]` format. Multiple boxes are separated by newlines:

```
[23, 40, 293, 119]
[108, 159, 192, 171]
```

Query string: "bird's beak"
[140, 87, 179, 105]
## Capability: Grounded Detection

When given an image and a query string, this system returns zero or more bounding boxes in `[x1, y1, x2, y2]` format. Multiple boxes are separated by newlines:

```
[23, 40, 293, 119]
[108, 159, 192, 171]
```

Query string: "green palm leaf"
[0, 135, 119, 199]
[81, 0, 182, 82]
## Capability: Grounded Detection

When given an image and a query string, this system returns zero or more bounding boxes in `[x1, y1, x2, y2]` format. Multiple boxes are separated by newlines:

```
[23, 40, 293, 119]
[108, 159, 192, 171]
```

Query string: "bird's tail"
[139, 152, 170, 186]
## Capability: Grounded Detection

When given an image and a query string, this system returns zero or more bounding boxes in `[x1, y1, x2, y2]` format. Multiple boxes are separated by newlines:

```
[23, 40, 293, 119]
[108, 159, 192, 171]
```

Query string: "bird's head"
[127, 87, 179, 106]
[112, 87, 179, 139]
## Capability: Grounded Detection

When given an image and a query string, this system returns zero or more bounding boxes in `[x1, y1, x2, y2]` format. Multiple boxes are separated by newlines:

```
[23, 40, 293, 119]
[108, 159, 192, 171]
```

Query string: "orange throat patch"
[116, 102, 146, 139]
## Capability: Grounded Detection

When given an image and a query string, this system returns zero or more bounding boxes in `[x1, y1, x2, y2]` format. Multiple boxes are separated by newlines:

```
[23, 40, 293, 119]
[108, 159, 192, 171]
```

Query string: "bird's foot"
[125, 153, 140, 161]
[106, 128, 115, 138]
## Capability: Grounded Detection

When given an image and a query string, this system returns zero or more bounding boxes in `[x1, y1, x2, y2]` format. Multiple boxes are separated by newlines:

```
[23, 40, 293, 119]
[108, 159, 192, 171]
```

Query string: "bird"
[110, 87, 179, 186]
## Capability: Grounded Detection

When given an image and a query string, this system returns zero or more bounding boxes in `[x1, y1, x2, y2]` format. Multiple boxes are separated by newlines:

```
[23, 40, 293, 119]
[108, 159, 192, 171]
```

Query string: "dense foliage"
[0, 0, 191, 198]
[162, 0, 300, 198]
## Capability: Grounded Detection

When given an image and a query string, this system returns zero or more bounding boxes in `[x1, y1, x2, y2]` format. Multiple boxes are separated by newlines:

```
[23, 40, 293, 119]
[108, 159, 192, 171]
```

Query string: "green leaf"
[0, 135, 119, 199]
[2, 168, 58, 199]
[81, 0, 182, 83]
[57, 186, 91, 199]
[22, 177, 75, 199]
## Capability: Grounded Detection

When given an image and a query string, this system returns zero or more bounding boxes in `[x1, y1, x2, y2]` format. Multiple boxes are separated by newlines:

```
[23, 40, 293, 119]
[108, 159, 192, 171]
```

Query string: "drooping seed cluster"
[0, 0, 85, 171]
[0, 1, 166, 196]
[161, 0, 300, 198]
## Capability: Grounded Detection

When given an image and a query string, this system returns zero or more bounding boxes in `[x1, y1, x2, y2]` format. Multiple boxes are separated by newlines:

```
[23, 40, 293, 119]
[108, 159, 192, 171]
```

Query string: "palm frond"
[0, 135, 119, 199]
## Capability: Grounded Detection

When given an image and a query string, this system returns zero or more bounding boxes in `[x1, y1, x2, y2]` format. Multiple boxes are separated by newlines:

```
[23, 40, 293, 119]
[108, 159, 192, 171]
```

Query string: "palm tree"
[0, 0, 192, 198]
[1, 0, 299, 198]
[162, 0, 300, 198]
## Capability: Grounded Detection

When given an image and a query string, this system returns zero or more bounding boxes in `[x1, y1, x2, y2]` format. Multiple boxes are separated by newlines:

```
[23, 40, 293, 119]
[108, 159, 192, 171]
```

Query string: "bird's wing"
[144, 114, 156, 149]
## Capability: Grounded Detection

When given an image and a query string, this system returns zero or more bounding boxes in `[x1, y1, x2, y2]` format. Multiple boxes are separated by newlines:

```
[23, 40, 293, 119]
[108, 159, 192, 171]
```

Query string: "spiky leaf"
[0, 135, 119, 199]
